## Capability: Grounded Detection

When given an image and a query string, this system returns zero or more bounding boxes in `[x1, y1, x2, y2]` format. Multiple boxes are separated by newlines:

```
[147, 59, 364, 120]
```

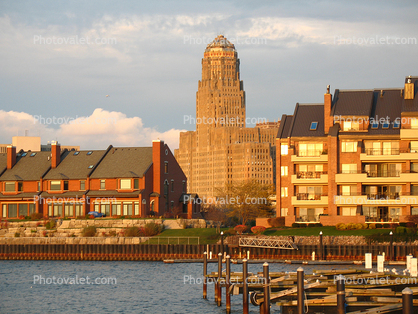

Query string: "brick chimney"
[51, 141, 61, 169]
[7, 145, 16, 169]
[152, 140, 164, 195]
[324, 85, 333, 134]
[404, 76, 415, 100]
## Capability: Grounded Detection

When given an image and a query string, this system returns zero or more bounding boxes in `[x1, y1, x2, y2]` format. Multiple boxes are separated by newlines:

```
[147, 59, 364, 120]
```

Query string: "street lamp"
[319, 231, 323, 260]
[389, 231, 394, 261]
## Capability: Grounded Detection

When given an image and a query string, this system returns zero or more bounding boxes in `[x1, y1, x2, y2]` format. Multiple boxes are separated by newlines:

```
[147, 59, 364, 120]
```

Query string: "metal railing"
[296, 150, 327, 157]
[296, 171, 327, 179]
[296, 193, 325, 200]
[147, 236, 200, 245]
[364, 148, 401, 155]
[366, 170, 400, 177]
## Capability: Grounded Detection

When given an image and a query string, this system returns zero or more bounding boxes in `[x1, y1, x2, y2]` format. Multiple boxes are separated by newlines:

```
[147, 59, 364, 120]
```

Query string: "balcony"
[291, 171, 328, 184]
[336, 170, 418, 183]
[366, 170, 400, 178]
[291, 151, 328, 163]
[291, 193, 328, 206]
[400, 128, 418, 139]
[334, 193, 418, 205]
[360, 148, 418, 161]
[295, 216, 320, 223]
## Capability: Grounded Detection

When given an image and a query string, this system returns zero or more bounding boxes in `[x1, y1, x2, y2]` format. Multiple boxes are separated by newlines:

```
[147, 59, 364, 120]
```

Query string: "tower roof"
[205, 35, 235, 51]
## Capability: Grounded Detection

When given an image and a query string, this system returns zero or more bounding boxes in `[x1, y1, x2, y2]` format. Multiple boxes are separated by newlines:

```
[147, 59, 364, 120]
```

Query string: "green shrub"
[292, 223, 299, 228]
[223, 228, 237, 236]
[31, 229, 37, 233]
[399, 222, 407, 227]
[298, 223, 307, 228]
[406, 227, 415, 235]
[251, 226, 266, 235]
[346, 223, 356, 230]
[355, 223, 363, 230]
[375, 223, 382, 229]
[336, 223, 345, 230]
[234, 225, 248, 234]
[30, 212, 43, 220]
[143, 222, 164, 236]
[383, 224, 391, 229]
[369, 224, 376, 229]
[396, 226, 406, 234]
[362, 223, 368, 229]
[82, 226, 97, 237]
[45, 220, 57, 230]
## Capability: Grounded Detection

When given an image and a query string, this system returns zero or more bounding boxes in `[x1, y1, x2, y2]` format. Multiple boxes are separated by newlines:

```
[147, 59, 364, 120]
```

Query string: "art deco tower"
[175, 35, 279, 199]
[196, 35, 246, 147]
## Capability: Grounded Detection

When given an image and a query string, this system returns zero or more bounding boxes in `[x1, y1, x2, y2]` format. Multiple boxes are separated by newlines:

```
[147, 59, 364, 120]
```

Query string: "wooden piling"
[402, 287, 413, 314]
[217, 252, 222, 306]
[203, 251, 207, 299]
[243, 258, 249, 314]
[263, 262, 270, 314]
[297, 267, 304, 314]
[226, 255, 231, 313]
[336, 274, 346, 314]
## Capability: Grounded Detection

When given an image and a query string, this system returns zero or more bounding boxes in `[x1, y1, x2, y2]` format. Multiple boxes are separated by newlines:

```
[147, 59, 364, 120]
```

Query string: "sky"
[1, 0, 418, 150]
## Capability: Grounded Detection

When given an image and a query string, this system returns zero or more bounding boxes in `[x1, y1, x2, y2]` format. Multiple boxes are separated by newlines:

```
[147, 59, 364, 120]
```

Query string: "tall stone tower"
[175, 35, 279, 199]
[196, 35, 246, 147]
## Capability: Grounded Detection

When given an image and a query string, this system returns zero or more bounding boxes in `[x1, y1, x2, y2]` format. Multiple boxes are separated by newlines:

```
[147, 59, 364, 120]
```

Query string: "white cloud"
[0, 108, 185, 150]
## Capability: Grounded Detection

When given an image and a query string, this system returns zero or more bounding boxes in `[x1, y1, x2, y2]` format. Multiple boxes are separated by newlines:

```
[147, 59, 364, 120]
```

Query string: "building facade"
[277, 77, 418, 226]
[0, 140, 199, 219]
[175, 35, 279, 198]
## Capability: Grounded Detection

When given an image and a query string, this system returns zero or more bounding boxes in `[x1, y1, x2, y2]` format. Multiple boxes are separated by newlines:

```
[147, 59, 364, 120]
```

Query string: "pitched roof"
[277, 114, 293, 139]
[44, 149, 108, 180]
[89, 147, 153, 179]
[368, 89, 402, 135]
[0, 153, 7, 175]
[0, 151, 53, 181]
[290, 104, 325, 138]
[86, 190, 142, 198]
[332, 90, 374, 116]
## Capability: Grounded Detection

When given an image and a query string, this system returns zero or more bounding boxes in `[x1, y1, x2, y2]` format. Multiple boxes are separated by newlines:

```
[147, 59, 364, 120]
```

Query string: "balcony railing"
[366, 170, 401, 177]
[296, 171, 327, 179]
[365, 216, 399, 223]
[296, 193, 325, 200]
[364, 148, 400, 155]
[296, 150, 327, 157]
[365, 193, 401, 200]
[296, 216, 320, 222]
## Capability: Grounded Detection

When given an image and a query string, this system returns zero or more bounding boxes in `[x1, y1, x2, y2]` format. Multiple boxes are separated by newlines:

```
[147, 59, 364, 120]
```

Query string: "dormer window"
[88, 165, 94, 169]
[30, 152, 36, 157]
[63, 180, 69, 190]
[21, 152, 27, 157]
[87, 151, 93, 155]
[382, 121, 390, 129]
[310, 121, 318, 131]
[18, 181, 23, 192]
[74, 151, 80, 156]
[393, 120, 400, 129]
[50, 180, 61, 191]
[120, 179, 131, 190]
[342, 121, 360, 131]
[100, 180, 106, 190]
[134, 179, 139, 189]
[5, 182, 15, 192]
[371, 122, 379, 129]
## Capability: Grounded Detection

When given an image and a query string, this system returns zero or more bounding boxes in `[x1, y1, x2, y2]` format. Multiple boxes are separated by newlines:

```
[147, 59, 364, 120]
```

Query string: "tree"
[216, 180, 274, 225]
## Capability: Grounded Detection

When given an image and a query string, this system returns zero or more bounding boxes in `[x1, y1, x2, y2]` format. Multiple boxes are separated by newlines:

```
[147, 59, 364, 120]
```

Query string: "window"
[21, 152, 27, 157]
[411, 185, 418, 196]
[411, 141, 418, 153]
[411, 118, 418, 129]
[412, 207, 418, 215]
[171, 201, 174, 209]
[8, 204, 17, 217]
[53, 203, 62, 217]
[389, 207, 401, 220]
[100, 180, 105, 190]
[393, 119, 400, 129]
[341, 164, 357, 174]
[164, 180, 169, 195]
[164, 162, 169, 174]
[341, 207, 357, 216]
[281, 144, 288, 156]
[30, 152, 36, 157]
[50, 180, 61, 191]
[38, 181, 40, 192]
[88, 165, 94, 169]
[341, 141, 357, 153]
[298, 143, 323, 156]
[182, 181, 186, 193]
[29, 204, 35, 215]
[5, 182, 15, 192]
[120, 179, 131, 190]
[310, 122, 318, 130]
[134, 202, 140, 216]
[63, 180, 69, 191]
[412, 163, 418, 173]
[18, 182, 23, 192]
[19, 204, 28, 217]
[371, 122, 379, 129]
[80, 180, 85, 190]
[281, 187, 288, 197]
[382, 121, 390, 129]
[2, 204, 6, 218]
[64, 203, 74, 217]
[75, 203, 83, 217]
[343, 121, 360, 131]
[87, 151, 93, 155]
[123, 203, 132, 216]
[171, 180, 174, 192]
[112, 202, 121, 216]
[73, 151, 80, 156]
[280, 208, 288, 216]
[341, 186, 354, 196]
[134, 179, 139, 189]
[281, 166, 288, 176]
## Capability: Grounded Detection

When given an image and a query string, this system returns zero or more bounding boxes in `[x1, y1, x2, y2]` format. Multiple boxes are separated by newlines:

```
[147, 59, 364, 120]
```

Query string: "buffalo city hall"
[175, 35, 279, 199]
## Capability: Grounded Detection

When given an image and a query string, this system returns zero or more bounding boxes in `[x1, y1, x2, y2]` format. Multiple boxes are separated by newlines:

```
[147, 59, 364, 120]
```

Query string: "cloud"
[0, 108, 185, 150]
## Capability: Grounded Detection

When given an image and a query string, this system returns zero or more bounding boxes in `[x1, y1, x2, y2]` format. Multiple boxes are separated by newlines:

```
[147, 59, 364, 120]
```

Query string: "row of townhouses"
[0, 140, 199, 219]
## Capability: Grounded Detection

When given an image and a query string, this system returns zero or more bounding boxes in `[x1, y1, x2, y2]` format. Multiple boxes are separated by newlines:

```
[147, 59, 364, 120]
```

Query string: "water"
[0, 261, 405, 314]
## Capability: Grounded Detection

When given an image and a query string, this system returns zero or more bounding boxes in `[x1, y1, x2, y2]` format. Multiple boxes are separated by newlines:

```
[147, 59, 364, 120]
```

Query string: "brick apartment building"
[277, 77, 418, 226]
[175, 35, 279, 199]
[0, 140, 199, 219]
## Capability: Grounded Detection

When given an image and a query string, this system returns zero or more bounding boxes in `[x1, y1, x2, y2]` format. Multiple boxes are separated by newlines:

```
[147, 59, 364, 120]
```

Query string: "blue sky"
[1, 0, 418, 149]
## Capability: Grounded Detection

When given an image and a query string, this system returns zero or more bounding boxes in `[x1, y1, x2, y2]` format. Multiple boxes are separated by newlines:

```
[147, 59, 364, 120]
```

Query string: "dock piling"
[203, 251, 207, 299]
[402, 288, 413, 314]
[263, 262, 270, 314]
[226, 255, 231, 313]
[217, 252, 222, 306]
[336, 274, 346, 314]
[243, 258, 249, 314]
[297, 267, 304, 314]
